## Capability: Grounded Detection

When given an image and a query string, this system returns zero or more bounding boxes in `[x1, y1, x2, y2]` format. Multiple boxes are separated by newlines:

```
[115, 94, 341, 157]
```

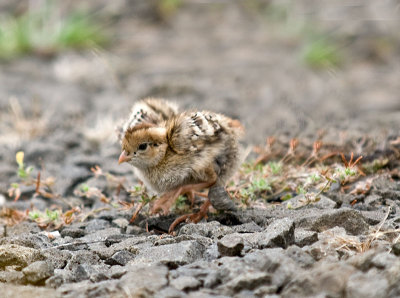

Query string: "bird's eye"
[138, 143, 147, 151]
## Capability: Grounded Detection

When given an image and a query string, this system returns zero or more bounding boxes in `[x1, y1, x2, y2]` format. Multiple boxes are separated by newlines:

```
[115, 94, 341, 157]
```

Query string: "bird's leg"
[185, 190, 209, 207]
[168, 200, 211, 234]
[151, 181, 215, 215]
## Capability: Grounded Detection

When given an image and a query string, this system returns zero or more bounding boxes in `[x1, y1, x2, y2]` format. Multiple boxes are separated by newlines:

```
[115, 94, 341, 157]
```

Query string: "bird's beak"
[118, 150, 131, 164]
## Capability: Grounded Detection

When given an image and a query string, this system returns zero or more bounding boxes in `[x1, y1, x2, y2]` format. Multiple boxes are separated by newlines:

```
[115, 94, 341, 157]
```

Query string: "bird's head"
[118, 124, 168, 168]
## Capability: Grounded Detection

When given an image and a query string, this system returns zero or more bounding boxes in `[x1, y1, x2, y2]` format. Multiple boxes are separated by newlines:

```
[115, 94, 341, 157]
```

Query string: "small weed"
[156, 0, 183, 21]
[28, 208, 60, 227]
[296, 186, 306, 195]
[8, 151, 56, 201]
[268, 161, 282, 175]
[0, 1, 107, 60]
[301, 38, 342, 69]
[172, 195, 190, 213]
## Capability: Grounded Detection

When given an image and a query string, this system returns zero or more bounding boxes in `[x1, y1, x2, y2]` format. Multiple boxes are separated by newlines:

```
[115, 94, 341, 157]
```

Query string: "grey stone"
[118, 264, 168, 295]
[42, 249, 72, 269]
[392, 243, 400, 256]
[171, 275, 201, 291]
[2, 283, 58, 298]
[303, 227, 352, 261]
[4, 222, 41, 236]
[60, 227, 86, 238]
[217, 233, 244, 256]
[112, 218, 129, 229]
[22, 260, 54, 284]
[84, 219, 111, 233]
[285, 245, 315, 268]
[107, 250, 136, 266]
[45, 269, 69, 288]
[154, 234, 213, 247]
[347, 249, 383, 272]
[294, 228, 318, 247]
[68, 263, 109, 283]
[364, 194, 383, 207]
[361, 209, 389, 225]
[158, 286, 185, 297]
[0, 270, 25, 284]
[204, 270, 224, 289]
[0, 244, 44, 269]
[254, 285, 279, 296]
[178, 221, 234, 239]
[231, 221, 263, 233]
[126, 225, 144, 235]
[287, 194, 337, 209]
[251, 218, 295, 249]
[132, 240, 206, 266]
[56, 165, 91, 196]
[243, 249, 299, 288]
[204, 242, 220, 261]
[88, 242, 116, 259]
[0, 232, 52, 249]
[282, 262, 355, 298]
[371, 252, 399, 269]
[296, 208, 369, 235]
[57, 279, 122, 298]
[65, 250, 102, 279]
[224, 272, 271, 294]
[346, 270, 389, 298]
[80, 227, 121, 243]
[109, 265, 127, 279]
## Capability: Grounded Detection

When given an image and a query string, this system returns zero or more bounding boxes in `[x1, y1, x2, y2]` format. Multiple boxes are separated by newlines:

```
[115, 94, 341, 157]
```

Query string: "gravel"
[0, 0, 400, 296]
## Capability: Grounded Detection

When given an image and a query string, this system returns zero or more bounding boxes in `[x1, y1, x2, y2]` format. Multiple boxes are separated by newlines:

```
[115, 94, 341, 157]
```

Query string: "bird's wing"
[117, 98, 179, 143]
[167, 111, 225, 154]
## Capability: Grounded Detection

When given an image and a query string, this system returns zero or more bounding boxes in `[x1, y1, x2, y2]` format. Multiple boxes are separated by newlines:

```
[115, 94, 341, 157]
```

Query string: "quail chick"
[118, 100, 244, 232]
[116, 97, 179, 142]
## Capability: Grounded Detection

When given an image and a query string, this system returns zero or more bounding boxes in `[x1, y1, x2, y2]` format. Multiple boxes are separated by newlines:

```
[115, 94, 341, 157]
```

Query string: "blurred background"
[0, 0, 399, 196]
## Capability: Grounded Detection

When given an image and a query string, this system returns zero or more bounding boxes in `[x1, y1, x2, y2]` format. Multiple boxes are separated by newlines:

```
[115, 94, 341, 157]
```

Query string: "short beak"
[118, 150, 131, 164]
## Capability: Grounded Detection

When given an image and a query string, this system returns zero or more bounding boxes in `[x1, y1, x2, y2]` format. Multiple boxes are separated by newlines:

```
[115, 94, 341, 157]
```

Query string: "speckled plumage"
[118, 98, 244, 216]
[117, 97, 179, 142]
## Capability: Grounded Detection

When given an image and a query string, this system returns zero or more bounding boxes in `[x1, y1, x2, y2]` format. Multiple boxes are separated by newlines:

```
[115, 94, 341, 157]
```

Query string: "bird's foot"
[168, 200, 211, 234]
[151, 181, 215, 215]
[151, 191, 177, 215]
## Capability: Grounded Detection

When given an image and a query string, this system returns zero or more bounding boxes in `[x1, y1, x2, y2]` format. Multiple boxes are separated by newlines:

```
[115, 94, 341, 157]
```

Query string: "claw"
[168, 200, 211, 233]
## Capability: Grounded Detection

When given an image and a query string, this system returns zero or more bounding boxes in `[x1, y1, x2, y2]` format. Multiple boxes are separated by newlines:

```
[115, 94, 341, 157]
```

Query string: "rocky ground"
[1, 1, 400, 297]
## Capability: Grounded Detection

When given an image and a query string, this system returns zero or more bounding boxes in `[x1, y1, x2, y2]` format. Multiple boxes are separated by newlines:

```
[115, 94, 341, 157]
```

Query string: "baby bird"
[118, 98, 243, 232]
[116, 97, 179, 142]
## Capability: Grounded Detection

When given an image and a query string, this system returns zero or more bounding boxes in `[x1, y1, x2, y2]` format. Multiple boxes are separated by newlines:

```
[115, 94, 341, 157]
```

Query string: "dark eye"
[138, 143, 147, 151]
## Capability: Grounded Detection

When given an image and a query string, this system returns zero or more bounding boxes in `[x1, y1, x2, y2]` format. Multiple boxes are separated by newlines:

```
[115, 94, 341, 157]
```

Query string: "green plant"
[301, 38, 342, 69]
[156, 0, 183, 20]
[28, 208, 61, 226]
[0, 1, 107, 60]
[268, 161, 282, 175]
[8, 151, 56, 201]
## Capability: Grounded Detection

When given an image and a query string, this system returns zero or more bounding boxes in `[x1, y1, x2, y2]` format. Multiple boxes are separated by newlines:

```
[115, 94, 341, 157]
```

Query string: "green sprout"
[80, 183, 90, 193]
[301, 38, 342, 69]
[296, 185, 306, 195]
[0, 1, 108, 60]
[157, 0, 183, 20]
[16, 151, 33, 179]
[28, 208, 61, 226]
[268, 161, 282, 175]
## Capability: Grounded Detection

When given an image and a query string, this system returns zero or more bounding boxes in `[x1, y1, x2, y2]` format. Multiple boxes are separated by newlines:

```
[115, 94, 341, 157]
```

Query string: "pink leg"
[151, 181, 215, 215]
[168, 200, 211, 233]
